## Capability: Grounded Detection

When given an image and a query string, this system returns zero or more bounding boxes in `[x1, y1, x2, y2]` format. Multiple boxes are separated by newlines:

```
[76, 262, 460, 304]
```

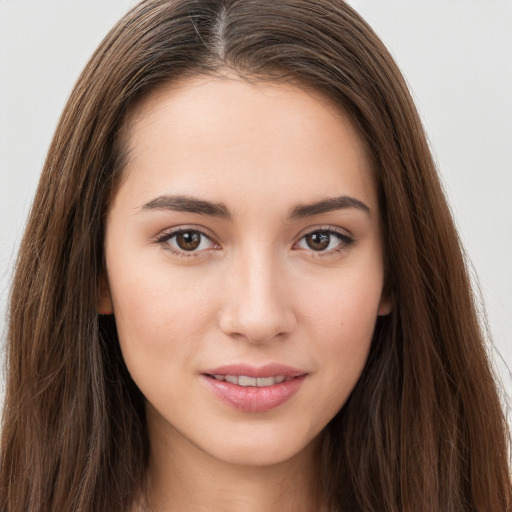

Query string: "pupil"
[176, 231, 201, 251]
[306, 232, 330, 251]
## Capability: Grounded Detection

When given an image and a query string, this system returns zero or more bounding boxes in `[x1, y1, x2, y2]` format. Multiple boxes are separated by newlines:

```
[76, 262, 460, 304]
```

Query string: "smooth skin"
[100, 74, 391, 512]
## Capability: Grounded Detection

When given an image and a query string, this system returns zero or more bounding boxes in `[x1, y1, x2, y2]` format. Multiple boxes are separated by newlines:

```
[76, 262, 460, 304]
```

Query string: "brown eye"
[158, 229, 217, 255]
[305, 231, 331, 251]
[295, 228, 354, 254]
[175, 231, 202, 251]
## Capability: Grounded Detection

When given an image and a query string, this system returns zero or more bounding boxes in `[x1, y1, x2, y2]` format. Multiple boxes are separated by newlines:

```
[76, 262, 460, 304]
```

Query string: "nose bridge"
[219, 242, 295, 343]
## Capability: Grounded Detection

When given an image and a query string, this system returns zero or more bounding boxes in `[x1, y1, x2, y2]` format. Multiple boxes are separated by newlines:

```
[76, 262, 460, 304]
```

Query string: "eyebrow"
[141, 194, 370, 219]
[142, 195, 231, 218]
[289, 196, 371, 219]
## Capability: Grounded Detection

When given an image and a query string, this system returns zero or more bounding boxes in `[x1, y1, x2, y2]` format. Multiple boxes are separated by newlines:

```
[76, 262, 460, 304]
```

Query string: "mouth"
[201, 364, 308, 413]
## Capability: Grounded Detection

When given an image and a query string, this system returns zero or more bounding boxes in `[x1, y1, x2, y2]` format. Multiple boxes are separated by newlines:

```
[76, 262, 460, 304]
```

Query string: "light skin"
[100, 74, 391, 512]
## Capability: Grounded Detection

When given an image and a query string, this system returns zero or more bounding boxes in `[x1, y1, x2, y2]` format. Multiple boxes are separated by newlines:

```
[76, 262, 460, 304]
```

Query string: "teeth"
[256, 377, 274, 386]
[211, 375, 288, 387]
[238, 375, 257, 386]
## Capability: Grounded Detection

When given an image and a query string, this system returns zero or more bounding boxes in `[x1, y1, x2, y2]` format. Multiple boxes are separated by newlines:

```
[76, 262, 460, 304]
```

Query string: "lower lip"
[202, 375, 307, 413]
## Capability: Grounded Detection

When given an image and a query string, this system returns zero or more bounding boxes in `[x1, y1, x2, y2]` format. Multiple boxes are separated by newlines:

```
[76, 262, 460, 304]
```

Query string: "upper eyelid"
[154, 225, 217, 242]
[295, 224, 353, 240]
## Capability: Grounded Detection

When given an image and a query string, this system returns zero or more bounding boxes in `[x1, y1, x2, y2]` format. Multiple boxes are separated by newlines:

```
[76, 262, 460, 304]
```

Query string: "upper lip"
[202, 363, 308, 378]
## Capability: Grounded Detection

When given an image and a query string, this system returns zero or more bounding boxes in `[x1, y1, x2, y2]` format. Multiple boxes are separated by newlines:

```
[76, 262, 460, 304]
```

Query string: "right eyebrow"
[141, 194, 231, 219]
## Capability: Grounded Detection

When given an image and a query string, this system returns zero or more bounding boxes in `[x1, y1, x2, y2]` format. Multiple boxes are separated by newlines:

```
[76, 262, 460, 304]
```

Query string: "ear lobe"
[377, 294, 393, 316]
[97, 275, 114, 315]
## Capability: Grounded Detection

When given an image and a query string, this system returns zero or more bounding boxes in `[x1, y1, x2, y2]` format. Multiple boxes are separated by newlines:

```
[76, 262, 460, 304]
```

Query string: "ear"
[377, 293, 393, 316]
[97, 275, 114, 315]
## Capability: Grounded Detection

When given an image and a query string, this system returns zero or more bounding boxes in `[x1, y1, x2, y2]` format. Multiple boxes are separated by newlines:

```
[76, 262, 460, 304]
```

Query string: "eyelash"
[154, 226, 354, 258]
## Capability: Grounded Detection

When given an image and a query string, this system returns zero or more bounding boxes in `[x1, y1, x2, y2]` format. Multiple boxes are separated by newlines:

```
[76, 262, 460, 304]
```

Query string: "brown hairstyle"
[1, 1, 510, 510]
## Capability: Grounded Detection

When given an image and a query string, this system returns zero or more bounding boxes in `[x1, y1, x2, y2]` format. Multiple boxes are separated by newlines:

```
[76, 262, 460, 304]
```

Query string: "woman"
[1, 0, 510, 511]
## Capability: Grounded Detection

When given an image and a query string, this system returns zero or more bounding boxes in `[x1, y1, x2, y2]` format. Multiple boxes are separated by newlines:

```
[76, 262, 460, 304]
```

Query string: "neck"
[136, 411, 327, 512]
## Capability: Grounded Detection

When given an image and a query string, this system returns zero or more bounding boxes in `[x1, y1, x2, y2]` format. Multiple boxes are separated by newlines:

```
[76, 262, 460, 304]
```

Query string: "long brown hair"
[1, 1, 510, 510]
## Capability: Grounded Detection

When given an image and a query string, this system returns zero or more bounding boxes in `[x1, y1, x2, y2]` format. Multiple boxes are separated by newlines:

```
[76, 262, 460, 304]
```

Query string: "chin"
[197, 424, 324, 468]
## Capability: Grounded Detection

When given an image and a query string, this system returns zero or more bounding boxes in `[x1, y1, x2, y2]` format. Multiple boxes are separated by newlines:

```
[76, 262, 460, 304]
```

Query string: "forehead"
[115, 74, 376, 213]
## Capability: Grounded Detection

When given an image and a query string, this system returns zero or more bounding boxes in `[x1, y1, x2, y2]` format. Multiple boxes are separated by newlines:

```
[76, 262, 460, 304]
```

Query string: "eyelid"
[295, 224, 353, 239]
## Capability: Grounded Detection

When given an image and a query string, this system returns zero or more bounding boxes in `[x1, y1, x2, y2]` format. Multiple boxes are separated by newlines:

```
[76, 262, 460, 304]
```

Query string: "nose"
[218, 249, 297, 344]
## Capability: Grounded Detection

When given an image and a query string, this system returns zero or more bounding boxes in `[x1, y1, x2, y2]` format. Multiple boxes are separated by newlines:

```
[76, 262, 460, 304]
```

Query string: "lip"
[202, 363, 307, 379]
[201, 363, 308, 413]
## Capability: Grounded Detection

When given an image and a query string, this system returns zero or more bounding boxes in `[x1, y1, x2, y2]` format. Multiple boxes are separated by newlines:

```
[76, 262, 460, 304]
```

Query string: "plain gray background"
[1, 0, 511, 419]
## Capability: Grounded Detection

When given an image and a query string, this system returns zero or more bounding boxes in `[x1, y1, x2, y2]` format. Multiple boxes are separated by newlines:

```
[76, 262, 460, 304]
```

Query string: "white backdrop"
[1, 1, 511, 416]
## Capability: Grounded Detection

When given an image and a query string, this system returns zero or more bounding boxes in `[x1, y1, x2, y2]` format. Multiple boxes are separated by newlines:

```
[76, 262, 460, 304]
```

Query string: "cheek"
[314, 300, 375, 383]
[106, 254, 217, 367]
[297, 265, 383, 395]
[298, 260, 384, 338]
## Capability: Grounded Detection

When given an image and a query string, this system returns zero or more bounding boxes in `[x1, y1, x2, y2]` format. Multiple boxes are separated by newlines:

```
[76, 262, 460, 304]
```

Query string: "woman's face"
[101, 75, 391, 467]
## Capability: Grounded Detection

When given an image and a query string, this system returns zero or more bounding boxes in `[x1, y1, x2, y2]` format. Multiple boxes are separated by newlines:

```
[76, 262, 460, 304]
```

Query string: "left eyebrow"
[288, 196, 371, 219]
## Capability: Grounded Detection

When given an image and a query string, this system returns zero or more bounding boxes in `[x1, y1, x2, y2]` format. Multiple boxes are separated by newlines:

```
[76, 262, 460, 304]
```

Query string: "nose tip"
[218, 260, 296, 344]
[219, 304, 295, 344]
